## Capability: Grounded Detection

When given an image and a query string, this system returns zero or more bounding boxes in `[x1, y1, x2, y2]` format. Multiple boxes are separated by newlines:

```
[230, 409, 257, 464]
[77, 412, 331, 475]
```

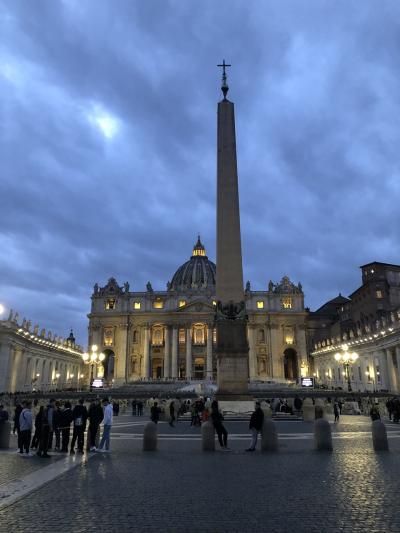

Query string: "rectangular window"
[281, 297, 292, 309]
[153, 299, 164, 309]
[376, 290, 383, 299]
[257, 301, 264, 309]
[179, 329, 186, 344]
[178, 300, 186, 308]
[133, 302, 141, 310]
[105, 298, 116, 310]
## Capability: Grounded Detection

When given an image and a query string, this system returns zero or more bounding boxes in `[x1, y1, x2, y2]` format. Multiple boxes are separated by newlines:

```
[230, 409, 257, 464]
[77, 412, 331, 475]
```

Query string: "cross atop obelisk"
[217, 59, 231, 100]
[215, 61, 249, 397]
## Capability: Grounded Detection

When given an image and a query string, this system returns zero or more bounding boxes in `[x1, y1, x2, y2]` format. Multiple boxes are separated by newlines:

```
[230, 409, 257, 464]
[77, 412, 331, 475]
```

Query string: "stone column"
[248, 325, 257, 380]
[142, 326, 150, 379]
[396, 346, 400, 389]
[171, 327, 178, 379]
[0, 342, 12, 393]
[386, 348, 398, 393]
[206, 326, 213, 380]
[186, 326, 192, 380]
[270, 324, 281, 378]
[164, 326, 170, 379]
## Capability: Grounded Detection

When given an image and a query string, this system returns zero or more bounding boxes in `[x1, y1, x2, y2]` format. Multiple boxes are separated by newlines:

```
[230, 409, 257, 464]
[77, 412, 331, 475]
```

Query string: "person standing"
[333, 401, 340, 423]
[31, 406, 43, 450]
[150, 402, 161, 424]
[70, 398, 88, 454]
[131, 399, 137, 416]
[137, 400, 143, 416]
[60, 401, 73, 452]
[38, 399, 54, 458]
[169, 401, 175, 427]
[19, 401, 33, 456]
[0, 404, 9, 424]
[98, 398, 113, 452]
[113, 401, 120, 417]
[211, 400, 229, 450]
[246, 402, 264, 452]
[53, 401, 62, 451]
[13, 400, 22, 452]
[88, 399, 103, 451]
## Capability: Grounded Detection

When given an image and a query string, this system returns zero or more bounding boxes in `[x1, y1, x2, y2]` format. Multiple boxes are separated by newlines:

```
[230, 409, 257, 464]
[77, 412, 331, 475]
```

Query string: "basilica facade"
[88, 237, 309, 386]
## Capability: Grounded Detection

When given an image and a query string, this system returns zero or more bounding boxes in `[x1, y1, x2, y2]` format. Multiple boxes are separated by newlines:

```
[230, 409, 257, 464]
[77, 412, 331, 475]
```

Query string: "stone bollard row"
[201, 421, 215, 451]
[143, 421, 158, 451]
[314, 418, 333, 451]
[372, 420, 389, 452]
[0, 421, 11, 449]
[261, 419, 278, 452]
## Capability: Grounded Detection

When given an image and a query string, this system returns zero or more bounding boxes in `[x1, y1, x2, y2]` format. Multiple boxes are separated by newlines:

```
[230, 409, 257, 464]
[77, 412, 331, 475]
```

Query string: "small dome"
[169, 237, 216, 291]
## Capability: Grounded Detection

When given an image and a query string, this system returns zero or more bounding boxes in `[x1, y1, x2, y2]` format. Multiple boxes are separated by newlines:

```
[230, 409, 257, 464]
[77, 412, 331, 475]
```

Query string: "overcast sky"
[1, 1, 399, 344]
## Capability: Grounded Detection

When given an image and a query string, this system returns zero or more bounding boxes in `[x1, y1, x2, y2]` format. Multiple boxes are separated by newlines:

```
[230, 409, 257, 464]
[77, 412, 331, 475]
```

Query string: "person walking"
[70, 398, 88, 454]
[333, 401, 340, 423]
[60, 401, 73, 452]
[98, 398, 113, 452]
[211, 400, 229, 450]
[169, 401, 175, 427]
[245, 402, 264, 452]
[150, 402, 161, 424]
[88, 399, 103, 451]
[19, 400, 33, 456]
[37, 399, 54, 458]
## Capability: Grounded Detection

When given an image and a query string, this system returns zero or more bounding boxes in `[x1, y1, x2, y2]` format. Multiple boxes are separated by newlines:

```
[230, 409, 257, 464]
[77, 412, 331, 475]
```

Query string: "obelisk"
[215, 61, 249, 397]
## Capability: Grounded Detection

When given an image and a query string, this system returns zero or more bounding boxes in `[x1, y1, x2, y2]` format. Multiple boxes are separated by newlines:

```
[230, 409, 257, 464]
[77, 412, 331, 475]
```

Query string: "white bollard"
[302, 398, 315, 422]
[372, 420, 389, 452]
[261, 419, 278, 452]
[201, 421, 215, 451]
[314, 418, 333, 451]
[143, 421, 158, 451]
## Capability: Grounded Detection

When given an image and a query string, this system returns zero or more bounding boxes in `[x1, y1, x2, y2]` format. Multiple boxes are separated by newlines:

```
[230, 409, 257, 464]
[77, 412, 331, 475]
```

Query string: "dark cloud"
[1, 0, 400, 343]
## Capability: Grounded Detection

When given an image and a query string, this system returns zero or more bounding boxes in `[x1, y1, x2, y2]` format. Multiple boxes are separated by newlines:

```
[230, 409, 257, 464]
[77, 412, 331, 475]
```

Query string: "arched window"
[193, 324, 205, 345]
[258, 329, 265, 343]
[152, 326, 164, 346]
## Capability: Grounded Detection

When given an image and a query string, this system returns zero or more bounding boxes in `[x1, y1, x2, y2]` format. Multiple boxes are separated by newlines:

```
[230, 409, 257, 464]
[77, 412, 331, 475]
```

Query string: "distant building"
[310, 262, 400, 392]
[88, 237, 308, 386]
[0, 311, 84, 393]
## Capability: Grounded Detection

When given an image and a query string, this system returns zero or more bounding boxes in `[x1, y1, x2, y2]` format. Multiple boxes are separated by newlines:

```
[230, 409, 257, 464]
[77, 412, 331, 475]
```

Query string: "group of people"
[8, 397, 114, 457]
[386, 398, 400, 422]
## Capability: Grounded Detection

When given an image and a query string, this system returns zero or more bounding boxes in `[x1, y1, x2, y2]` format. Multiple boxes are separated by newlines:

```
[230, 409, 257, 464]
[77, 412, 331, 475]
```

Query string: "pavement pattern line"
[0, 454, 92, 511]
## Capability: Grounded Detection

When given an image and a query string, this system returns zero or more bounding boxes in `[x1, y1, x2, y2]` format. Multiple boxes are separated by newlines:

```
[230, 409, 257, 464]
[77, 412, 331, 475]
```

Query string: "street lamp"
[82, 344, 105, 388]
[334, 344, 359, 392]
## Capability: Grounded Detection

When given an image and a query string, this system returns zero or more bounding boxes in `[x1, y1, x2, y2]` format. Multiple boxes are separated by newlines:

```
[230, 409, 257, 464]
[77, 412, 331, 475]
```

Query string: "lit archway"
[102, 349, 115, 381]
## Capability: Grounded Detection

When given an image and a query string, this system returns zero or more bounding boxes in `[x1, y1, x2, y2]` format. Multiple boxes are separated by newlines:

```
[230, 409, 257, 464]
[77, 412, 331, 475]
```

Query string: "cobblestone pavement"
[1, 416, 400, 532]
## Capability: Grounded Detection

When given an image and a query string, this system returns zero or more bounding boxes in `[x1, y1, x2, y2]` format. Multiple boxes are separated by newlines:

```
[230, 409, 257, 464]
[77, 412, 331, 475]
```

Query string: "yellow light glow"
[281, 297, 292, 309]
[192, 248, 205, 256]
[55, 373, 60, 378]
[212, 300, 217, 306]
[153, 299, 164, 309]
[70, 374, 74, 378]
[82, 352, 89, 361]
[90, 353, 97, 362]
[0, 304, 4, 315]
[257, 301, 264, 309]
[134, 302, 141, 310]
[99, 352, 105, 362]
[91, 344, 98, 352]
[334, 353, 341, 361]
[179, 300, 186, 307]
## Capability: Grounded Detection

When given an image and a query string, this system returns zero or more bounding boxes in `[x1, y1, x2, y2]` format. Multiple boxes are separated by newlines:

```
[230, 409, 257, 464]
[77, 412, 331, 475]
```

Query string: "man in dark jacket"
[70, 398, 88, 454]
[53, 401, 62, 451]
[246, 402, 264, 452]
[88, 399, 103, 451]
[60, 402, 73, 452]
[37, 399, 54, 458]
[150, 402, 161, 423]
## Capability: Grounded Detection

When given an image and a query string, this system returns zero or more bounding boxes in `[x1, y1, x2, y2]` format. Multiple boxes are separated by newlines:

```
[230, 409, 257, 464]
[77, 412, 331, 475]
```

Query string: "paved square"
[1, 415, 400, 532]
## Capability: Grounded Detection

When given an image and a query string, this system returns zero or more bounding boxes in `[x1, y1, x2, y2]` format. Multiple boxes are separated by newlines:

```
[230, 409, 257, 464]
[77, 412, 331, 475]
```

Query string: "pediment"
[177, 299, 215, 313]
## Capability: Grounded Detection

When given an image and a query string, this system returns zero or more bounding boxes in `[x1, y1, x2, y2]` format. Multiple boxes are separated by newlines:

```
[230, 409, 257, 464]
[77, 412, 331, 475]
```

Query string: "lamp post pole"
[334, 344, 359, 393]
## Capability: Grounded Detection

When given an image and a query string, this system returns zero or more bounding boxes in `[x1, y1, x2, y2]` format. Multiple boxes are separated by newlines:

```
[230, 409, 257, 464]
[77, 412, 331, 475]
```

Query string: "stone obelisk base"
[215, 319, 251, 400]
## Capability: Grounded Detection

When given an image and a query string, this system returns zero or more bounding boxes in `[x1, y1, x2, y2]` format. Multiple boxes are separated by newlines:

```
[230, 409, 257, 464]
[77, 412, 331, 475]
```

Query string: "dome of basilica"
[169, 236, 216, 291]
